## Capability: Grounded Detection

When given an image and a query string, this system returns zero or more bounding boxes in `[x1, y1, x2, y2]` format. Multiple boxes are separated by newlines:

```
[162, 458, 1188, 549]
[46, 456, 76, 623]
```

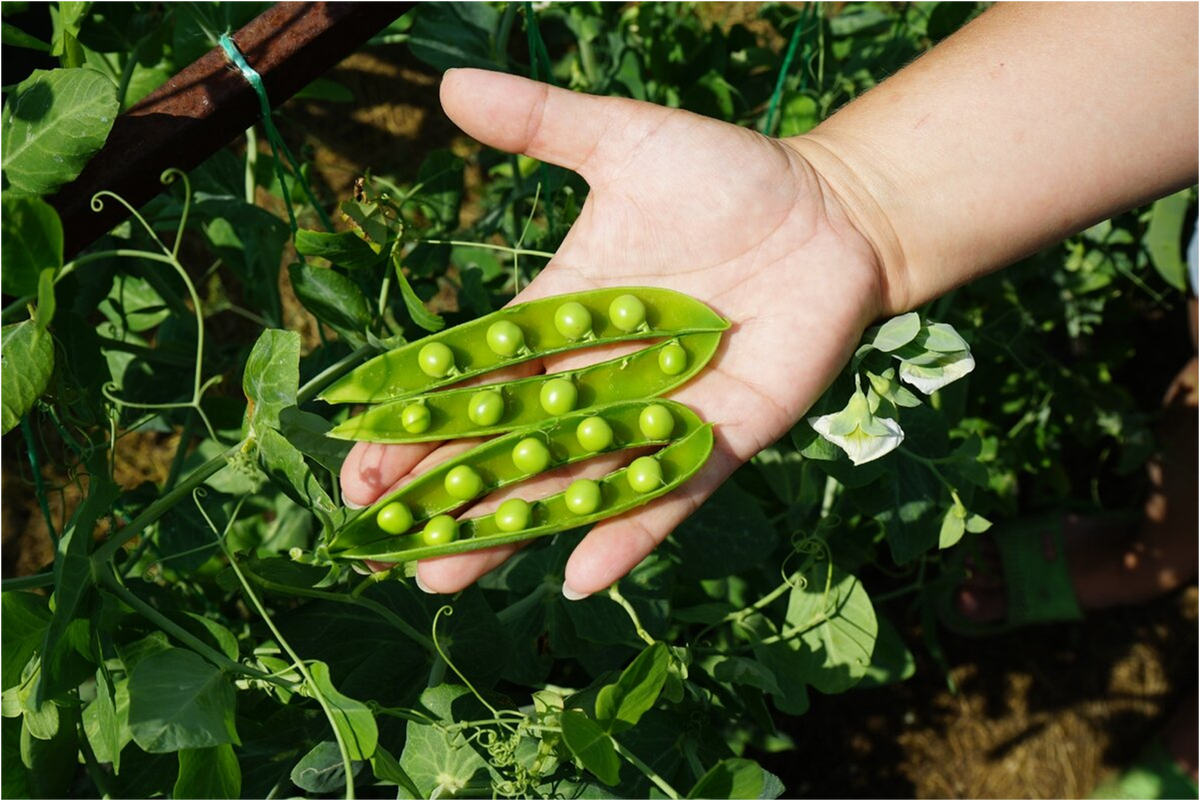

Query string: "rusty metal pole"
[50, 2, 413, 258]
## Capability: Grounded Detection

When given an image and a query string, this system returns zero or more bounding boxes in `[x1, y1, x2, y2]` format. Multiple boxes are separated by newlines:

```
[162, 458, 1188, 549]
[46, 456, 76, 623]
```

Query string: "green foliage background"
[1, 2, 1194, 798]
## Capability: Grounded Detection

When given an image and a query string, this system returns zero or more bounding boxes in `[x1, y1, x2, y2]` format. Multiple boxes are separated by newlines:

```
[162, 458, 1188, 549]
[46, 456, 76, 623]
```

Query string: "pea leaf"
[294, 229, 384, 271]
[400, 685, 497, 797]
[669, 483, 777, 580]
[785, 565, 878, 694]
[304, 661, 377, 761]
[862, 312, 921, 353]
[242, 329, 300, 433]
[415, 150, 465, 230]
[174, 743, 241, 799]
[256, 428, 340, 528]
[370, 744, 422, 798]
[407, 2, 500, 72]
[1, 321, 55, 436]
[287, 263, 371, 344]
[39, 479, 120, 704]
[290, 740, 363, 794]
[127, 648, 239, 753]
[0, 195, 62, 297]
[857, 616, 916, 689]
[1, 592, 50, 691]
[2, 21, 52, 52]
[712, 657, 783, 697]
[1, 68, 118, 195]
[1145, 190, 1190, 291]
[393, 255, 445, 333]
[278, 406, 352, 475]
[560, 710, 620, 786]
[84, 669, 125, 772]
[594, 642, 670, 733]
[687, 758, 765, 800]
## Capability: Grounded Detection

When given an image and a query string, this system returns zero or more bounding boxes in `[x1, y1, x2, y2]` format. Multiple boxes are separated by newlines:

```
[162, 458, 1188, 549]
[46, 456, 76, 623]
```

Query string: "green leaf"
[39, 479, 119, 704]
[687, 758, 764, 799]
[370, 744, 422, 798]
[712, 657, 783, 697]
[1, 20, 52, 51]
[1145, 190, 1190, 291]
[1, 68, 118, 195]
[560, 710, 620, 786]
[857, 616, 915, 689]
[86, 669, 124, 772]
[778, 93, 818, 137]
[400, 685, 497, 797]
[1, 592, 50, 691]
[926, 1, 976, 42]
[339, 199, 394, 253]
[290, 740, 363, 794]
[256, 427, 339, 525]
[415, 149, 465, 229]
[783, 565, 878, 695]
[1, 321, 55, 435]
[670, 483, 777, 580]
[294, 229, 384, 271]
[243, 329, 300, 433]
[407, 2, 500, 72]
[287, 263, 371, 343]
[127, 648, 239, 753]
[393, 255, 445, 332]
[174, 743, 241, 799]
[34, 267, 56, 333]
[304, 661, 377, 761]
[0, 195, 62, 296]
[182, 614, 238, 662]
[595, 642, 670, 733]
[864, 312, 921, 353]
[938, 505, 967, 549]
[278, 406, 352, 475]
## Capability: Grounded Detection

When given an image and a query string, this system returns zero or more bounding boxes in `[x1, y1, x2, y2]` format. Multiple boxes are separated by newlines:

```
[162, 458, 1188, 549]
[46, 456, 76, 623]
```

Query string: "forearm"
[788, 2, 1198, 314]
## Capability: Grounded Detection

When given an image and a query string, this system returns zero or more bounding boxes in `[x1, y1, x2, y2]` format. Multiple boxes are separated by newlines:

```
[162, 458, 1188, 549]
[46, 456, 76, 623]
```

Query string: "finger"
[561, 448, 739, 598]
[440, 68, 674, 183]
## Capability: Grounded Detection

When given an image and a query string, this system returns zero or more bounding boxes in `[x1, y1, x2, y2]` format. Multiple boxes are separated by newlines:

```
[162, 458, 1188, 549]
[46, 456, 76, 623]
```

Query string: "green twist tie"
[218, 33, 334, 238]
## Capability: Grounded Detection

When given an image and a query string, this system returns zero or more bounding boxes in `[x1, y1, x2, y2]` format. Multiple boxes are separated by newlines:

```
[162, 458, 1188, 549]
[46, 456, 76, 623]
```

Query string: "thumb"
[439, 68, 667, 182]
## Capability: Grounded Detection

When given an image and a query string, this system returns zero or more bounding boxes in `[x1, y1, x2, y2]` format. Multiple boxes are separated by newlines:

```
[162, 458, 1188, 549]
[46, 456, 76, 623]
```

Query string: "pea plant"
[2, 3, 1191, 799]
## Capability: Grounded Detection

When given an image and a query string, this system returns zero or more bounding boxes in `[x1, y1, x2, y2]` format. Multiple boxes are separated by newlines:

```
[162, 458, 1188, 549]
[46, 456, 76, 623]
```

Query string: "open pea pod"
[327, 333, 721, 443]
[335, 421, 714, 563]
[320, 287, 729, 404]
[328, 399, 706, 553]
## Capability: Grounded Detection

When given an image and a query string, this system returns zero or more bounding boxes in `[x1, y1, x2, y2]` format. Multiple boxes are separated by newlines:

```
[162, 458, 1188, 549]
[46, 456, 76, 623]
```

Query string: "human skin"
[340, 2, 1198, 598]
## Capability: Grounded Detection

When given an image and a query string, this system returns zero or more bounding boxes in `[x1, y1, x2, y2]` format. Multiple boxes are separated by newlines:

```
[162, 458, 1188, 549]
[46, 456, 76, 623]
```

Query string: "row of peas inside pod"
[321, 288, 728, 562]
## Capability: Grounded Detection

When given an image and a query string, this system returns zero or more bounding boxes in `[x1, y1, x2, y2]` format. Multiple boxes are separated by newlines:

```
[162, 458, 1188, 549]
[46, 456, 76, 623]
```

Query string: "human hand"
[340, 68, 886, 598]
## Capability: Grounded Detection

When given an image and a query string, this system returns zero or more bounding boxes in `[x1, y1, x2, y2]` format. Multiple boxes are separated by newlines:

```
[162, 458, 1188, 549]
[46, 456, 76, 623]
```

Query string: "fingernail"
[344, 497, 367, 510]
[415, 574, 438, 595]
[562, 583, 590, 602]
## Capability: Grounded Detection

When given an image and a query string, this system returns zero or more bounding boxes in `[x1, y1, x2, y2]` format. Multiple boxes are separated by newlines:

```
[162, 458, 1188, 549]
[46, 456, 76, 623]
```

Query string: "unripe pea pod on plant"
[328, 399, 707, 554]
[319, 287, 730, 404]
[326, 332, 722, 443]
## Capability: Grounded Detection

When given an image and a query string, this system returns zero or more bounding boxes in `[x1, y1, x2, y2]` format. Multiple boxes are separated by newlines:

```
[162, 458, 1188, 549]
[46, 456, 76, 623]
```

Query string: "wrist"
[782, 132, 913, 316]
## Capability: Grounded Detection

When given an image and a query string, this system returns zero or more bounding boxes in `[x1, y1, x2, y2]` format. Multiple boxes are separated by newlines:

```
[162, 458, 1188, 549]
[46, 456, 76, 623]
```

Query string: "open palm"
[342, 69, 885, 597]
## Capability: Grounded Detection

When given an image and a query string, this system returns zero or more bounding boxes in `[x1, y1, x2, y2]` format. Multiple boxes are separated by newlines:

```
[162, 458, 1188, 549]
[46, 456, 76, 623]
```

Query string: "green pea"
[540, 377, 578, 416]
[576, 417, 614, 452]
[554, 302, 592, 341]
[376, 501, 413, 535]
[418, 342, 455, 378]
[658, 342, 687, 376]
[609, 294, 646, 332]
[638, 404, 675, 440]
[421, 515, 459, 546]
[486, 320, 524, 357]
[495, 498, 532, 532]
[468, 390, 505, 427]
[565, 479, 602, 515]
[401, 403, 431, 434]
[512, 437, 552, 474]
[445, 465, 484, 500]
[627, 457, 663, 494]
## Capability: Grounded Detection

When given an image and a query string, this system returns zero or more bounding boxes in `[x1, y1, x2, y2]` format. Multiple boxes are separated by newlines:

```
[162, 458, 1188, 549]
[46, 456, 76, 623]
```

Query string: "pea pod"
[329, 399, 705, 553]
[320, 287, 729, 404]
[327, 333, 721, 443]
[336, 421, 714, 563]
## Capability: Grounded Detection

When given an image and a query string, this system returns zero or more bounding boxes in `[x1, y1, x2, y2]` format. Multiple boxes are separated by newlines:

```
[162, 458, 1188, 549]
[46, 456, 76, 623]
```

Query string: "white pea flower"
[897, 350, 976, 395]
[807, 388, 905, 466]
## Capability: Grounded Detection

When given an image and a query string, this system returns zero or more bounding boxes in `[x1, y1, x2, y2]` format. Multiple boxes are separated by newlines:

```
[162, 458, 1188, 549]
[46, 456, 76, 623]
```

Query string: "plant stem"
[20, 415, 57, 541]
[612, 738, 682, 800]
[607, 585, 656, 646]
[91, 443, 241, 565]
[1, 572, 55, 591]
